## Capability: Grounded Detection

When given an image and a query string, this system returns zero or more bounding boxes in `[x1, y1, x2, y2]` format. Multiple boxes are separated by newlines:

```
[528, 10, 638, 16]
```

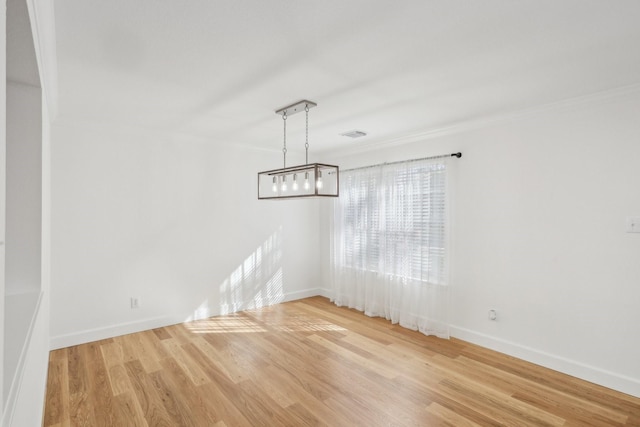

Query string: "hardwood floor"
[43, 296, 640, 426]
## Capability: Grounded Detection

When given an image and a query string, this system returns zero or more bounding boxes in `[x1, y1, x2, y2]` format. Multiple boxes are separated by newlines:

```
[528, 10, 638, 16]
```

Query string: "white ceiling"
[53, 0, 640, 154]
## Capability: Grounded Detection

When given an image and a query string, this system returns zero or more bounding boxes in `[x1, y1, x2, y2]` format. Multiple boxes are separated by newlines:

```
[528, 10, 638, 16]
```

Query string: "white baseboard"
[450, 325, 640, 398]
[50, 315, 183, 350]
[286, 287, 324, 302]
[50, 287, 324, 350]
[317, 287, 333, 299]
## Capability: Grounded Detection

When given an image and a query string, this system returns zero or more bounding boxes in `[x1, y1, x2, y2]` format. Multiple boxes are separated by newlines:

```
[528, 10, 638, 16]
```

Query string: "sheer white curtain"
[330, 157, 450, 338]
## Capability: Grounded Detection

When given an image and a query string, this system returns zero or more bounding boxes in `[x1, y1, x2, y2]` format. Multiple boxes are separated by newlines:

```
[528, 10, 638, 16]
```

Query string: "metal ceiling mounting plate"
[275, 100, 317, 117]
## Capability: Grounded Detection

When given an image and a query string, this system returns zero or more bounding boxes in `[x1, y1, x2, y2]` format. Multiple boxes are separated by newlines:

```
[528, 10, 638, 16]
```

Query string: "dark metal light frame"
[257, 100, 339, 200]
[258, 163, 339, 200]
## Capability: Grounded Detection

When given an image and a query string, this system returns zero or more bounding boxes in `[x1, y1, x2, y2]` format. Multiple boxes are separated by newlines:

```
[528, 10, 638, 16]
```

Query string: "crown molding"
[52, 116, 297, 157]
[328, 82, 640, 158]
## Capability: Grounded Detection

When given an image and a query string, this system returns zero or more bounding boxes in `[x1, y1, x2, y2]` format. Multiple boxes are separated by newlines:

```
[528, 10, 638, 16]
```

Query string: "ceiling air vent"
[340, 130, 367, 139]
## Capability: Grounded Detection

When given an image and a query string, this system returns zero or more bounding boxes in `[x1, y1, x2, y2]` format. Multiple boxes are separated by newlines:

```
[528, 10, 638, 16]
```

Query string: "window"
[334, 159, 447, 285]
[331, 156, 451, 338]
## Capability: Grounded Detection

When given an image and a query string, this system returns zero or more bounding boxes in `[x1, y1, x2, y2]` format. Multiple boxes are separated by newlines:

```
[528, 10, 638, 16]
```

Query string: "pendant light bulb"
[304, 172, 310, 190]
[316, 170, 323, 189]
[281, 175, 287, 192]
[272, 176, 277, 192]
[292, 174, 298, 191]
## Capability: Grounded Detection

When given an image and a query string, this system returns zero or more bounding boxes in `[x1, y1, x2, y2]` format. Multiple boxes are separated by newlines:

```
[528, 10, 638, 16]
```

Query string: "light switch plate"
[626, 217, 640, 233]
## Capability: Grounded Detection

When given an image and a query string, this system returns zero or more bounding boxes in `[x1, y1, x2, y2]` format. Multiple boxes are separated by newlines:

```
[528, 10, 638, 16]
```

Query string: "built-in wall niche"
[6, 82, 42, 296]
[3, 0, 43, 409]
[3, 82, 42, 407]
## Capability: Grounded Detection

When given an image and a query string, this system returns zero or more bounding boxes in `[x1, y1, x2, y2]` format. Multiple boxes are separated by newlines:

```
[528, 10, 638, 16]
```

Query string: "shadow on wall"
[184, 226, 284, 322]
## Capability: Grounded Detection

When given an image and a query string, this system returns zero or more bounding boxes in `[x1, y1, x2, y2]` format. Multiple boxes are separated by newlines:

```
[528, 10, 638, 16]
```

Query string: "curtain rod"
[341, 152, 462, 172]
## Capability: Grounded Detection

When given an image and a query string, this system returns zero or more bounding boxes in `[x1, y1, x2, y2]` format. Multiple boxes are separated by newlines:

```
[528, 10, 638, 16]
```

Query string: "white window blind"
[335, 160, 447, 284]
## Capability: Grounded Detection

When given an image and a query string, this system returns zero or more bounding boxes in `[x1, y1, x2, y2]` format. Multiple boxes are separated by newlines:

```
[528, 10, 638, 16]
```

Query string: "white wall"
[50, 120, 322, 348]
[0, 0, 6, 413]
[320, 87, 640, 397]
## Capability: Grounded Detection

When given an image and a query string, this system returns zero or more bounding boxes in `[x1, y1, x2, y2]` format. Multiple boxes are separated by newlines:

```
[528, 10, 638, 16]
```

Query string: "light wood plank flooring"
[43, 296, 640, 426]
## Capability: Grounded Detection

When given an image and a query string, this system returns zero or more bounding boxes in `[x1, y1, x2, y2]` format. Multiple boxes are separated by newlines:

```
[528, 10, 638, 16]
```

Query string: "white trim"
[51, 117, 299, 157]
[326, 82, 640, 157]
[317, 287, 333, 299]
[50, 287, 323, 350]
[2, 291, 43, 427]
[50, 314, 183, 351]
[283, 287, 322, 302]
[450, 325, 640, 399]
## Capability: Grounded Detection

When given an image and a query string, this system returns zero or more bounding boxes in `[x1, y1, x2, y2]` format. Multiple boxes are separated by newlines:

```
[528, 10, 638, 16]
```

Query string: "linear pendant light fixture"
[258, 100, 339, 199]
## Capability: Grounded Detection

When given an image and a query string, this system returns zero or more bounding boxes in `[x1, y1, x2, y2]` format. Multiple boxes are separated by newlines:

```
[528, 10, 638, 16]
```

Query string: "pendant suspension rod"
[305, 105, 309, 165]
[342, 152, 462, 172]
[282, 111, 287, 168]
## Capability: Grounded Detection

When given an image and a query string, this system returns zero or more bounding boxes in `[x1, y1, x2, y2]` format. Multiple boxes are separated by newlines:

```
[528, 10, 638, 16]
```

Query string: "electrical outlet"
[130, 297, 140, 309]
